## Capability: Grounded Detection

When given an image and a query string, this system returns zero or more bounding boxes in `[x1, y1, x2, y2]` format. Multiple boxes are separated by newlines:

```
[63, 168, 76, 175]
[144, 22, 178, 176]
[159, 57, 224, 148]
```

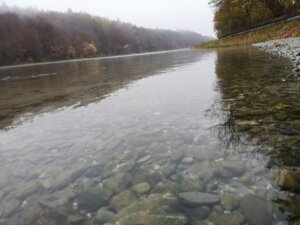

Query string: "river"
[0, 48, 299, 225]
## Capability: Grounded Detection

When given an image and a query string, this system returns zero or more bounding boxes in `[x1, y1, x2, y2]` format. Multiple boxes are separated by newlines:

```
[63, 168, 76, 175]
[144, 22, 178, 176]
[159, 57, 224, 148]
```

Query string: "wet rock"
[51, 163, 89, 190]
[221, 194, 239, 210]
[84, 165, 103, 178]
[293, 220, 300, 225]
[178, 192, 220, 207]
[238, 172, 253, 185]
[161, 163, 177, 178]
[132, 182, 151, 194]
[116, 193, 178, 216]
[110, 190, 137, 211]
[276, 169, 300, 191]
[181, 157, 194, 165]
[1, 199, 21, 217]
[180, 132, 194, 144]
[115, 212, 188, 225]
[152, 181, 177, 193]
[38, 194, 69, 208]
[39, 185, 75, 207]
[217, 168, 236, 179]
[37, 206, 67, 225]
[208, 210, 244, 225]
[67, 215, 85, 225]
[113, 192, 182, 225]
[289, 107, 300, 119]
[170, 174, 184, 182]
[181, 206, 210, 220]
[218, 160, 247, 177]
[105, 137, 123, 151]
[240, 195, 272, 225]
[176, 178, 205, 192]
[293, 121, 300, 131]
[274, 111, 289, 121]
[191, 161, 217, 181]
[60, 185, 77, 199]
[101, 162, 116, 179]
[14, 180, 42, 200]
[104, 173, 132, 193]
[130, 135, 152, 147]
[249, 126, 262, 134]
[236, 121, 258, 131]
[233, 108, 273, 119]
[84, 219, 96, 225]
[77, 187, 113, 211]
[134, 170, 162, 186]
[277, 194, 300, 219]
[170, 151, 185, 163]
[137, 155, 152, 164]
[113, 160, 135, 173]
[280, 129, 299, 136]
[0, 170, 12, 189]
[10, 203, 42, 225]
[95, 208, 116, 224]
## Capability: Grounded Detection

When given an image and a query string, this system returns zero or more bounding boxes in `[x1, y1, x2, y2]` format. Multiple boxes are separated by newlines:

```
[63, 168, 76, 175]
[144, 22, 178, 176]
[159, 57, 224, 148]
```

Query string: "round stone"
[132, 182, 151, 194]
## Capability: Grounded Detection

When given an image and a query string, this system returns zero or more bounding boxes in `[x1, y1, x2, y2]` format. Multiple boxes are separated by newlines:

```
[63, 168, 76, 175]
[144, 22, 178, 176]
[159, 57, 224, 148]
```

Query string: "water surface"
[0, 48, 299, 225]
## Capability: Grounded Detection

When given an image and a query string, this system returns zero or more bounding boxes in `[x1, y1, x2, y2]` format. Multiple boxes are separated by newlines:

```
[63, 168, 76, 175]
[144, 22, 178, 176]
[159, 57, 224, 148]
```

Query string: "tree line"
[210, 0, 300, 37]
[0, 4, 209, 66]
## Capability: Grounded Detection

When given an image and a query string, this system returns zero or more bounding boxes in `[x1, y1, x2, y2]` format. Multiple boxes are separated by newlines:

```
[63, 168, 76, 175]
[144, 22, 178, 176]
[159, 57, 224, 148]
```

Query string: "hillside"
[196, 0, 300, 48]
[195, 19, 300, 48]
[0, 5, 210, 66]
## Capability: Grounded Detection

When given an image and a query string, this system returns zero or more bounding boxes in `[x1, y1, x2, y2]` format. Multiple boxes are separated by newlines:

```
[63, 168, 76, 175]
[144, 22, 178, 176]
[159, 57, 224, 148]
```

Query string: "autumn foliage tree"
[210, 0, 300, 37]
[0, 5, 209, 66]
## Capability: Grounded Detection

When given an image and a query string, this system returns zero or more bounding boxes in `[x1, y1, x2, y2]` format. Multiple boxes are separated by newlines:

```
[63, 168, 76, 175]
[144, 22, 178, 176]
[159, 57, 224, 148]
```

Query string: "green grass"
[195, 20, 300, 48]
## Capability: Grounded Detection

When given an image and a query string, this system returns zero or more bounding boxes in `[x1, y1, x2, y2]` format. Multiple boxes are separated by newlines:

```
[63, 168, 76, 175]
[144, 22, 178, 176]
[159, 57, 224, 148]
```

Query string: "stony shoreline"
[254, 37, 300, 75]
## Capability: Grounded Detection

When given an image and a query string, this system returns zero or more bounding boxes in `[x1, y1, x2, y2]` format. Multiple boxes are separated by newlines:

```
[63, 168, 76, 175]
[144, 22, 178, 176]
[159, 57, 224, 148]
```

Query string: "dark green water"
[0, 48, 299, 225]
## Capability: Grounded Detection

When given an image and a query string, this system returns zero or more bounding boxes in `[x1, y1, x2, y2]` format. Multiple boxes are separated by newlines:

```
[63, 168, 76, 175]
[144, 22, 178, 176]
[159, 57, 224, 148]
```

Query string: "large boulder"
[240, 195, 272, 225]
[95, 208, 116, 224]
[275, 169, 300, 191]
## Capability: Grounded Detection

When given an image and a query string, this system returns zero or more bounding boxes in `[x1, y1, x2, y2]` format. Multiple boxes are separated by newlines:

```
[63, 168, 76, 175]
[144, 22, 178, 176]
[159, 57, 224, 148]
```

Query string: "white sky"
[3, 0, 215, 37]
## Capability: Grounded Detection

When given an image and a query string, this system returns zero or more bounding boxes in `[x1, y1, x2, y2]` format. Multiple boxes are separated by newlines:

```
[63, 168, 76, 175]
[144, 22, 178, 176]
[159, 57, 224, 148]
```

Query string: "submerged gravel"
[254, 37, 300, 75]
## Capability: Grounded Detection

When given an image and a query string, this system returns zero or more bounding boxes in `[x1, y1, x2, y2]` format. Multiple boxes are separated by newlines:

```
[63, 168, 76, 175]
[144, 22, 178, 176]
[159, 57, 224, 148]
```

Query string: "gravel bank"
[254, 37, 300, 75]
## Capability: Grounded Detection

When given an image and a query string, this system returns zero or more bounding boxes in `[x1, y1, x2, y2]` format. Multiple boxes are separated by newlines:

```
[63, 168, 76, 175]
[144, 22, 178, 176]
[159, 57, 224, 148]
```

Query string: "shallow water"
[0, 48, 299, 225]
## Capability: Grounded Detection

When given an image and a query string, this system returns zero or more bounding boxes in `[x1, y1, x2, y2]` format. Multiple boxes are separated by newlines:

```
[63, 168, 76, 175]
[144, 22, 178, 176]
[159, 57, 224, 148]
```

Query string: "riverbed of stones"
[254, 37, 300, 76]
[0, 47, 300, 225]
[0, 128, 300, 225]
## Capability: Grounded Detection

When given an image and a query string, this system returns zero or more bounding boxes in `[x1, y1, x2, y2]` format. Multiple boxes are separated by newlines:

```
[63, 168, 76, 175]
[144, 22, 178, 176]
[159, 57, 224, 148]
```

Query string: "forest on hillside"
[210, 0, 300, 37]
[0, 4, 209, 66]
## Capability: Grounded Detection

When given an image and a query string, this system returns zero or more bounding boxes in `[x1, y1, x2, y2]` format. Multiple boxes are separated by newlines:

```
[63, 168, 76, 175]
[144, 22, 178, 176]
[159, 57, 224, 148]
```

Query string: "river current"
[0, 48, 299, 225]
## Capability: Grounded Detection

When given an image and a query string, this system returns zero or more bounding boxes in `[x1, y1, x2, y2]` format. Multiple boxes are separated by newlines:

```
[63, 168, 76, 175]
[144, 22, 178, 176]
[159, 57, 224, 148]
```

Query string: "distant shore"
[0, 48, 189, 70]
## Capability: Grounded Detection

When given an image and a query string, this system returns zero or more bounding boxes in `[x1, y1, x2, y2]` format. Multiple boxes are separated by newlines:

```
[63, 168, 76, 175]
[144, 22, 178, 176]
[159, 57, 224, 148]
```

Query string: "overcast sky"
[3, 0, 215, 37]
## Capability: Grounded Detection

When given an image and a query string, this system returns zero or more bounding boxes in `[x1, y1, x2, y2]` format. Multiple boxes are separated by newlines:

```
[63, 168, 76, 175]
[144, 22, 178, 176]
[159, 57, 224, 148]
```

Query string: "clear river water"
[0, 48, 299, 225]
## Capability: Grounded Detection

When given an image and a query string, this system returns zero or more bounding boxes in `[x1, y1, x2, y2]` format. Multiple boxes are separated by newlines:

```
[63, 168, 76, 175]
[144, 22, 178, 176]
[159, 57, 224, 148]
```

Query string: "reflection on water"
[0, 48, 299, 225]
[0, 49, 204, 129]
